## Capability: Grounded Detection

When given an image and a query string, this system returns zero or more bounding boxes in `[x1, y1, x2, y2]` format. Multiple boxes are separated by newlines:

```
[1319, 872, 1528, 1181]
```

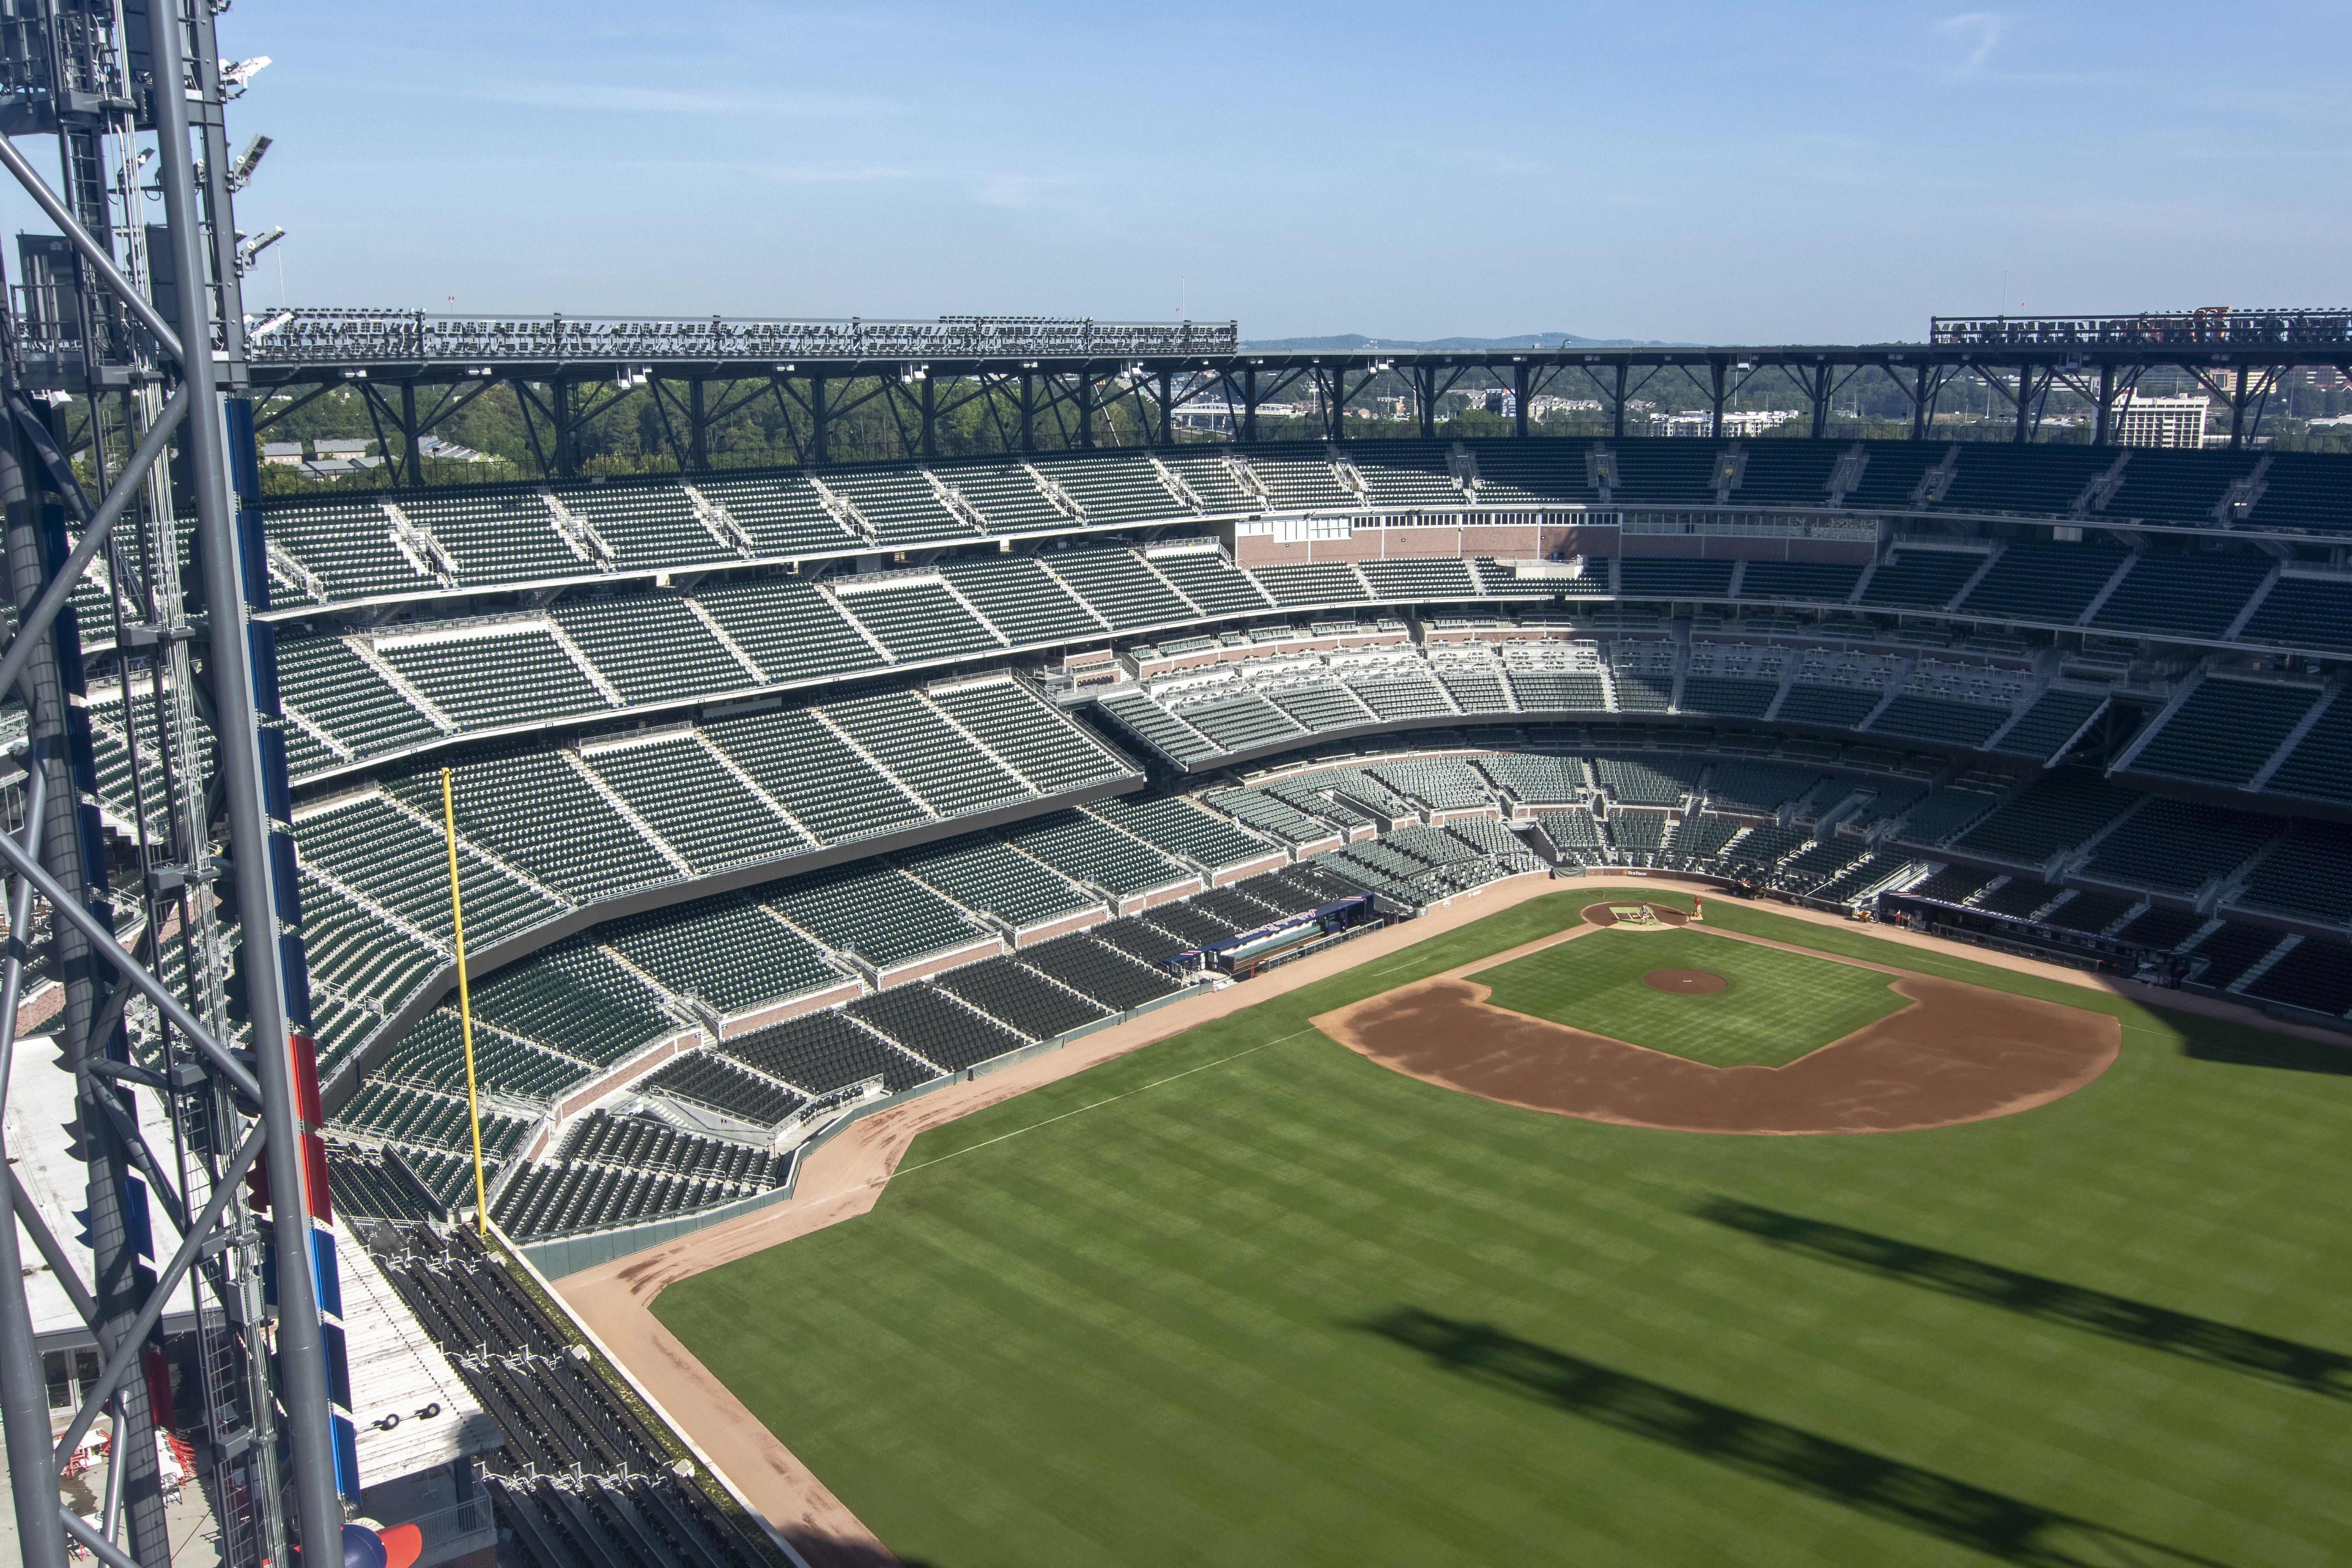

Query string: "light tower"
[0, 6, 346, 1568]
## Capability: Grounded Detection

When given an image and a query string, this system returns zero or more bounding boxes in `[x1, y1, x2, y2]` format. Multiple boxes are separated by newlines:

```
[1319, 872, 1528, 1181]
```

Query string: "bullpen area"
[652, 887, 2352, 1568]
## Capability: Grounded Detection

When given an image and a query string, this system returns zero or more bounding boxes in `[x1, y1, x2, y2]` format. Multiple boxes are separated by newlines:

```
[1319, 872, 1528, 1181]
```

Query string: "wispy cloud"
[972, 174, 1088, 211]
[1937, 11, 2009, 73]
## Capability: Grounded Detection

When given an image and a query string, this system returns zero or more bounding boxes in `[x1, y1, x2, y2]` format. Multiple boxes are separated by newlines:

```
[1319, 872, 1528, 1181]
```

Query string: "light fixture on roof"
[232, 226, 283, 272]
[226, 135, 272, 191]
[220, 55, 272, 96]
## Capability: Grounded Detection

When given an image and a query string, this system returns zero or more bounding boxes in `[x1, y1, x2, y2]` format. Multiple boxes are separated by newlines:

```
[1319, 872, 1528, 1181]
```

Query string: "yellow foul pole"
[440, 767, 489, 1236]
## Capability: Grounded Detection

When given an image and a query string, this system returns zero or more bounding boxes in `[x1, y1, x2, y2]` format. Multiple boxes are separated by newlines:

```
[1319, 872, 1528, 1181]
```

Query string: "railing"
[244, 309, 1240, 366]
[1930, 309, 2352, 348]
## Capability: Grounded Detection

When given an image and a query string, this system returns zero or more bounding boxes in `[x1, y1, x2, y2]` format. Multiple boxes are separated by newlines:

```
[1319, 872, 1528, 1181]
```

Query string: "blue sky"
[187, 1, 2352, 341]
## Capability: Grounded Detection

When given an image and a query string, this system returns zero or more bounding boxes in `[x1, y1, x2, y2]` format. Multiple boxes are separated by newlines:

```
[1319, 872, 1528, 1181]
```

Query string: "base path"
[1316, 920, 2121, 1134]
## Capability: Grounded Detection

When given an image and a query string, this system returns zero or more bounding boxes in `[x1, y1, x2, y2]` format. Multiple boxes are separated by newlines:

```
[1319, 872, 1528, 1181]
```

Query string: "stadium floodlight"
[233, 226, 284, 272]
[226, 134, 272, 191]
[220, 54, 272, 94]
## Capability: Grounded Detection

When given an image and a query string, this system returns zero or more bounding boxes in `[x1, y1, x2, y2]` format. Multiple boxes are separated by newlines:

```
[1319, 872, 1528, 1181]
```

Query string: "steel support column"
[1809, 365, 1830, 440]
[810, 375, 828, 464]
[1710, 361, 1727, 439]
[689, 379, 708, 469]
[1513, 364, 1530, 438]
[919, 376, 937, 459]
[0, 438, 80, 1568]
[1076, 372, 1096, 449]
[1017, 372, 1034, 452]
[553, 377, 578, 476]
[2014, 363, 2032, 444]
[1417, 366, 1437, 438]
[400, 381, 423, 486]
[6, 274, 171, 1568]
[151, 9, 346, 1555]
[1156, 370, 1173, 446]
[1912, 364, 1930, 440]
[2230, 364, 2248, 449]
[1612, 363, 1628, 439]
[2093, 363, 2114, 446]
[1243, 368, 1258, 444]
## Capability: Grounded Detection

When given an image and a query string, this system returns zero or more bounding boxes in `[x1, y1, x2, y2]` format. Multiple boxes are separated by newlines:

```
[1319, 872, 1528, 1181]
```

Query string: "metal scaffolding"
[0, 5, 344, 1567]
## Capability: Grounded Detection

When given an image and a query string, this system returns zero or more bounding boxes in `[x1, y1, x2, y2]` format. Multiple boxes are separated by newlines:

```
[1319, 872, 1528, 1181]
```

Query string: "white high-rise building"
[2111, 393, 2210, 448]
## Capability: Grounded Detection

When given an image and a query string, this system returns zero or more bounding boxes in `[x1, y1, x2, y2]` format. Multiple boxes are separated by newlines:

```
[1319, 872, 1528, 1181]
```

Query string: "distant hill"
[1237, 332, 1688, 352]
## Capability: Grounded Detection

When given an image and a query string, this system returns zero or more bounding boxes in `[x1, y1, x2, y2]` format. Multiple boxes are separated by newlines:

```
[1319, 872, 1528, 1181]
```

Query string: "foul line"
[893, 1028, 1322, 1176]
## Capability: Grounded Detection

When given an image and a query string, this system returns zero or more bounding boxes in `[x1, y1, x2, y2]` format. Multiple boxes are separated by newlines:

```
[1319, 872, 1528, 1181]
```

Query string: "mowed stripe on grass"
[1471, 925, 1908, 1067]
[653, 888, 2352, 1568]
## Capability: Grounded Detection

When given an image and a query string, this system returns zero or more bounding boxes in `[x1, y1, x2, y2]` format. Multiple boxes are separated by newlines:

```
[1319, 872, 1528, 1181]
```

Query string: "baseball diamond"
[633, 884, 2352, 1568]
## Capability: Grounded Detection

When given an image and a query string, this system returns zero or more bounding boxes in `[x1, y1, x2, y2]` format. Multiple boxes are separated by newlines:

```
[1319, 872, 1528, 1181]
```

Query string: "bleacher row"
[291, 674, 1140, 1067]
[327, 809, 1542, 1241]
[324, 721, 2352, 1248]
[1893, 856, 2352, 1023]
[1093, 636, 2109, 771]
[244, 438, 2352, 618]
[354, 1221, 775, 1568]
[246, 535, 2352, 782]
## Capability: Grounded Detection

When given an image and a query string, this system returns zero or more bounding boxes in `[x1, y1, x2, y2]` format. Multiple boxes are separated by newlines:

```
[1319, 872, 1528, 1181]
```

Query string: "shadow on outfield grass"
[1697, 1197, 2352, 1401]
[1363, 1308, 2236, 1568]
[2182, 1030, 2352, 1077]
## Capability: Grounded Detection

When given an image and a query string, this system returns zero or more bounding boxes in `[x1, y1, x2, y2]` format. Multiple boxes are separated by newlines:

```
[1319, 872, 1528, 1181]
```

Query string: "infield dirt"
[1315, 920, 2120, 1134]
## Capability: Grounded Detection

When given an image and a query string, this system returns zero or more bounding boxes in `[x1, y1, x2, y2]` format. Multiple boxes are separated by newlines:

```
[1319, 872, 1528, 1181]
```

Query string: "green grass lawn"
[653, 887, 2352, 1568]
[1471, 925, 1908, 1066]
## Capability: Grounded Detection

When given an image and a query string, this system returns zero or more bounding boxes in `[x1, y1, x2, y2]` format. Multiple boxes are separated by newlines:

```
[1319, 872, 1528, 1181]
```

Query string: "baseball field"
[653, 886, 2352, 1568]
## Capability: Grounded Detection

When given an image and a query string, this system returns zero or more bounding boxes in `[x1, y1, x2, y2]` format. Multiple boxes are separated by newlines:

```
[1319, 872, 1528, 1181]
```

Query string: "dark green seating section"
[2082, 800, 2280, 894]
[2090, 552, 2272, 640]
[1951, 770, 2139, 866]
[2260, 695, 2352, 805]
[2239, 576, 2352, 653]
[1955, 541, 2127, 623]
[2128, 680, 2318, 786]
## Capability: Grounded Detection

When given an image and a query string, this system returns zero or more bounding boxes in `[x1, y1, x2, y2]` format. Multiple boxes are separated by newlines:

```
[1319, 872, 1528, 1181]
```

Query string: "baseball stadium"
[2, 13, 2350, 1568]
[253, 412, 2352, 1568]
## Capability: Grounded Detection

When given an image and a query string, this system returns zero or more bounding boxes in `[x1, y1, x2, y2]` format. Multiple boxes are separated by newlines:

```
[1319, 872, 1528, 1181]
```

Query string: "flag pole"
[440, 768, 488, 1236]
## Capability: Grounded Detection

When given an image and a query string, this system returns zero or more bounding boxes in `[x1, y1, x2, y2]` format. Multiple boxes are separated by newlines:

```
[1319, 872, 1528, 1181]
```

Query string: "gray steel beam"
[149, 10, 347, 1559]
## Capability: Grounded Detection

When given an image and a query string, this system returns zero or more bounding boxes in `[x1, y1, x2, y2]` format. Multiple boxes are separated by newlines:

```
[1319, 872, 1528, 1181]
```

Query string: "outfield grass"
[1471, 925, 1906, 1066]
[653, 888, 2352, 1568]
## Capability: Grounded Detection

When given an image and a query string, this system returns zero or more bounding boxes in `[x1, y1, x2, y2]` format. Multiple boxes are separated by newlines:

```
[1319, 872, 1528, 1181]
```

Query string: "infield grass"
[652, 887, 2352, 1568]
[1471, 925, 1906, 1066]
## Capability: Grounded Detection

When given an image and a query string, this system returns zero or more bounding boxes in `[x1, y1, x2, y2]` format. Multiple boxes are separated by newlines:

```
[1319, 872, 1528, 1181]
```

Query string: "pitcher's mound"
[1643, 969, 1727, 994]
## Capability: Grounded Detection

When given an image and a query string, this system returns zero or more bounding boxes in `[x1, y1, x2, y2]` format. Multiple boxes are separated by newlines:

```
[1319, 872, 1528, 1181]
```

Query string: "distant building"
[1638, 408, 1799, 438]
[2111, 393, 2208, 448]
[260, 441, 305, 466]
[313, 437, 371, 460]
